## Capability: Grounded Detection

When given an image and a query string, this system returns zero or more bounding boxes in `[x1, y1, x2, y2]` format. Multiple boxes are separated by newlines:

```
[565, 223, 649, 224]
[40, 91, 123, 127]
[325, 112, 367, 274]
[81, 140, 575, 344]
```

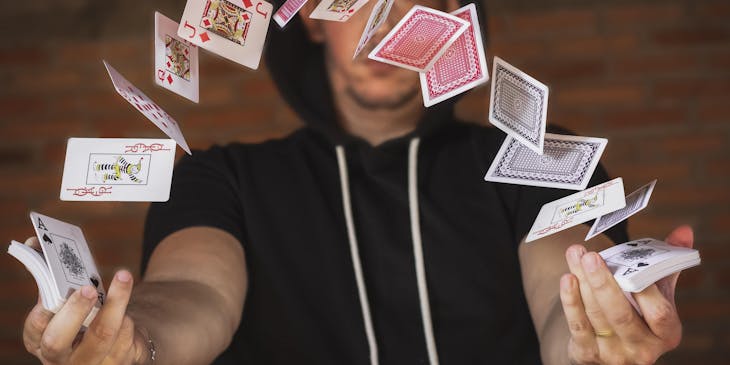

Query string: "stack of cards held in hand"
[601, 238, 700, 293]
[8, 213, 105, 327]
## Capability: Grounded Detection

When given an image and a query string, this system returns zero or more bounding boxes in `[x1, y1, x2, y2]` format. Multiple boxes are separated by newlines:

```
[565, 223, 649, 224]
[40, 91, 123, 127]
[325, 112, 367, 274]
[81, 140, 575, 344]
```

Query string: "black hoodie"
[142, 1, 627, 364]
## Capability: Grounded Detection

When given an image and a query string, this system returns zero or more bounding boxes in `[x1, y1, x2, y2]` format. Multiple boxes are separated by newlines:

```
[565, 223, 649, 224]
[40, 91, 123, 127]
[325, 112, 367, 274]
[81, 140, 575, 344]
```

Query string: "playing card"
[484, 133, 608, 191]
[525, 177, 626, 243]
[368, 5, 470, 73]
[352, 0, 395, 59]
[273, 0, 308, 27]
[586, 179, 657, 241]
[488, 56, 549, 155]
[29, 212, 106, 307]
[601, 238, 700, 292]
[309, 0, 370, 22]
[178, 0, 273, 70]
[103, 61, 191, 155]
[60, 138, 176, 202]
[419, 3, 488, 107]
[155, 12, 200, 103]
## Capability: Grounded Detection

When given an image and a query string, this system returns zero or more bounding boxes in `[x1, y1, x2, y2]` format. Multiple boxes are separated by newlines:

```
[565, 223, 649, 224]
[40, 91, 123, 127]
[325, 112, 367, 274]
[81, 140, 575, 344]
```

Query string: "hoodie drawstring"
[335, 138, 440, 365]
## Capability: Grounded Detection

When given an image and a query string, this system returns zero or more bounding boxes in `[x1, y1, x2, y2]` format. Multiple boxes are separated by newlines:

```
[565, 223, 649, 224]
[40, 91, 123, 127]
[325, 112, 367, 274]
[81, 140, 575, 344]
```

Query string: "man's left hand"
[560, 225, 693, 364]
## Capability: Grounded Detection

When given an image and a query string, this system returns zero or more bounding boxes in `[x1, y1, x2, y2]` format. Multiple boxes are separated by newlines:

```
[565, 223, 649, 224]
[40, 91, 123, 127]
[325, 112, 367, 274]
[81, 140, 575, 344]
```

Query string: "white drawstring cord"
[336, 145, 379, 365]
[336, 139, 439, 365]
[408, 137, 440, 365]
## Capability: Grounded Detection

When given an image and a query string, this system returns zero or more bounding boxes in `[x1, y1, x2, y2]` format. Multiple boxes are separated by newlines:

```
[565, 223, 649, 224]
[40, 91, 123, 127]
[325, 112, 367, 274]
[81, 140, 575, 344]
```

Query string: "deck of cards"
[7, 213, 106, 327]
[601, 238, 701, 293]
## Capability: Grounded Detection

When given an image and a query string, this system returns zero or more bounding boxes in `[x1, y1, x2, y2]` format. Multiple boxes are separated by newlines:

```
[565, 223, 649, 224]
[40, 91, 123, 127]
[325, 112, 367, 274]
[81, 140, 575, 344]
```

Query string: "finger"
[23, 299, 54, 355]
[39, 286, 98, 362]
[633, 284, 682, 348]
[559, 274, 597, 350]
[580, 252, 652, 343]
[73, 270, 134, 363]
[24, 236, 40, 249]
[100, 316, 136, 365]
[565, 245, 613, 335]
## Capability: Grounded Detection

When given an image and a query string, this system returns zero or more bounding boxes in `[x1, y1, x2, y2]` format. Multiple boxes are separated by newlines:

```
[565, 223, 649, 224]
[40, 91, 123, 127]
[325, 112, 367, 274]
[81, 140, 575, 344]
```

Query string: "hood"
[264, 0, 488, 145]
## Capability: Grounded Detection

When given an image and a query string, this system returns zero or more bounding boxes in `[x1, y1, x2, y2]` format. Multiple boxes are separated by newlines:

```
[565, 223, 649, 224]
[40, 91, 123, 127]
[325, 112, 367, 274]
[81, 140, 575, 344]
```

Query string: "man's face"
[306, 0, 455, 110]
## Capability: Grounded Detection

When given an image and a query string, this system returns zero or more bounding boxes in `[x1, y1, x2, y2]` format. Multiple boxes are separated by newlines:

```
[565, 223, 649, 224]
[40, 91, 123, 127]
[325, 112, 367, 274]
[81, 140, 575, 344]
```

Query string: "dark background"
[1, 0, 729, 363]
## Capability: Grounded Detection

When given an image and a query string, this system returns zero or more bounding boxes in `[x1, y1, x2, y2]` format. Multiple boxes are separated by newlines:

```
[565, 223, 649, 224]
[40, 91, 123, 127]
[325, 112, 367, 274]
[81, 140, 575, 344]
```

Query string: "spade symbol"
[627, 243, 638, 247]
[638, 262, 649, 267]
[42, 234, 53, 245]
[90, 277, 100, 288]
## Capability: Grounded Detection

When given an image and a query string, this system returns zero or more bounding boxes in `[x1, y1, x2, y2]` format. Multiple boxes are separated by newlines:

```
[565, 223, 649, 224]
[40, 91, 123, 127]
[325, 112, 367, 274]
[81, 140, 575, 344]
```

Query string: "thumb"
[664, 225, 694, 249]
[656, 225, 695, 300]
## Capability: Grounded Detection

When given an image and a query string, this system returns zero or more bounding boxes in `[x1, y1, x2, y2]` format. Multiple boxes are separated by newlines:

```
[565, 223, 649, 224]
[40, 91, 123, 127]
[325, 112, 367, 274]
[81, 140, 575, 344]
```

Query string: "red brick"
[706, 160, 730, 179]
[678, 298, 730, 321]
[714, 267, 730, 288]
[0, 145, 34, 168]
[653, 78, 730, 102]
[601, 106, 686, 128]
[698, 244, 730, 265]
[0, 171, 62, 199]
[695, 1, 730, 19]
[9, 68, 84, 94]
[627, 215, 690, 240]
[613, 53, 701, 77]
[674, 332, 714, 351]
[550, 34, 639, 57]
[525, 59, 606, 82]
[511, 9, 597, 35]
[0, 118, 86, 142]
[698, 102, 730, 123]
[238, 77, 278, 101]
[611, 162, 690, 184]
[651, 134, 725, 156]
[652, 186, 730, 208]
[652, 27, 730, 47]
[489, 39, 548, 60]
[0, 47, 48, 66]
[705, 51, 730, 71]
[556, 83, 644, 107]
[0, 97, 39, 118]
[602, 3, 684, 27]
[677, 267, 704, 289]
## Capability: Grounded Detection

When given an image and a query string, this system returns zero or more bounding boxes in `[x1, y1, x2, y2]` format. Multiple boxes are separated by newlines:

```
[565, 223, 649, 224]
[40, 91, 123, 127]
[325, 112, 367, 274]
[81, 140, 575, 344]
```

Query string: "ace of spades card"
[155, 12, 200, 103]
[29, 212, 106, 308]
[178, 0, 273, 70]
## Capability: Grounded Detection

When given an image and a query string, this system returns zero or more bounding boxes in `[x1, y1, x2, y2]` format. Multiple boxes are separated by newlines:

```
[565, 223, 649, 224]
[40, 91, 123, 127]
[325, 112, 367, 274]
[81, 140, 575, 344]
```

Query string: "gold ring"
[595, 329, 614, 337]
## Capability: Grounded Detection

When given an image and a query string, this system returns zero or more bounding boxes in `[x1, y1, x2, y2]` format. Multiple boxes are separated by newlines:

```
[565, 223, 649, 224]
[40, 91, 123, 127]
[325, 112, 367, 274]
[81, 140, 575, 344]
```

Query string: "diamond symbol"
[167, 75, 173, 84]
[203, 19, 211, 27]
[200, 32, 210, 42]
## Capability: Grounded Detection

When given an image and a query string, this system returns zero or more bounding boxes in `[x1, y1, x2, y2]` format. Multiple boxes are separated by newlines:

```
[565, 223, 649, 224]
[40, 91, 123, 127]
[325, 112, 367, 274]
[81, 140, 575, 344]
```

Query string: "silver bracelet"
[147, 335, 157, 363]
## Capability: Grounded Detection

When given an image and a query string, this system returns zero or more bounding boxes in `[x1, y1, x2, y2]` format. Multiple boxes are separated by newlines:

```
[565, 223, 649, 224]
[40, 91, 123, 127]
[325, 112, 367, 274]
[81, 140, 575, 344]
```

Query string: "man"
[20, 0, 693, 364]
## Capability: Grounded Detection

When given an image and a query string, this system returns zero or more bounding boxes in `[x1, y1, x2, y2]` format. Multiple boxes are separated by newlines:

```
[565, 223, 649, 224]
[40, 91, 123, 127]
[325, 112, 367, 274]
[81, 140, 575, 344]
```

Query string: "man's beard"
[345, 83, 420, 110]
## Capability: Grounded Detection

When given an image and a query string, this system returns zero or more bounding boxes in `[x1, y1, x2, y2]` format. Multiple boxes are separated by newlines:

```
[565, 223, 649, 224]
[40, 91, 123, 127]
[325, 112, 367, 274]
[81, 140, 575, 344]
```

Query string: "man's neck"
[333, 88, 424, 146]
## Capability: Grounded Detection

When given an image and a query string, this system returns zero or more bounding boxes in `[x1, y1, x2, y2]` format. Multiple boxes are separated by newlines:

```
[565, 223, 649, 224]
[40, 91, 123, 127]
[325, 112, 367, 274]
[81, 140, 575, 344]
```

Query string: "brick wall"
[1, 0, 728, 363]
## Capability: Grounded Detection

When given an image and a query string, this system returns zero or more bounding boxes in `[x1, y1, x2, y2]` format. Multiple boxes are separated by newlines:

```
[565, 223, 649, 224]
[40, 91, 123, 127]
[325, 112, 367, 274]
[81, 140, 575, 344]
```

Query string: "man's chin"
[346, 86, 420, 110]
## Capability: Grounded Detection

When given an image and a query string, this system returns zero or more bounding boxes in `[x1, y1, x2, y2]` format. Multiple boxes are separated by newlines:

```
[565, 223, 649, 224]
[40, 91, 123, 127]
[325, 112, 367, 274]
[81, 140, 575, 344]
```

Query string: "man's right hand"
[22, 238, 149, 365]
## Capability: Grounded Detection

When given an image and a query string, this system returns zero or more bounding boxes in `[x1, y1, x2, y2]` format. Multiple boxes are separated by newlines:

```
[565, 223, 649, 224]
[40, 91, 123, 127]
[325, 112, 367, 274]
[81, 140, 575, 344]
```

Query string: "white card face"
[273, 0, 309, 27]
[525, 177, 626, 243]
[488, 56, 549, 155]
[60, 138, 176, 202]
[484, 133, 608, 191]
[586, 179, 657, 241]
[310, 0, 370, 22]
[155, 12, 200, 103]
[29, 212, 106, 307]
[103, 61, 191, 155]
[419, 3, 489, 107]
[178, 0, 273, 70]
[353, 0, 395, 58]
[600, 238, 699, 292]
[368, 5, 469, 73]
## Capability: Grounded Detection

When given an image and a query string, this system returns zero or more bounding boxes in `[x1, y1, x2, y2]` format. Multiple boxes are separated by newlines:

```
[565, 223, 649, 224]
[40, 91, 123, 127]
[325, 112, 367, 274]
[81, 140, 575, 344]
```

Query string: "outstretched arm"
[22, 226, 247, 365]
[519, 224, 691, 365]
